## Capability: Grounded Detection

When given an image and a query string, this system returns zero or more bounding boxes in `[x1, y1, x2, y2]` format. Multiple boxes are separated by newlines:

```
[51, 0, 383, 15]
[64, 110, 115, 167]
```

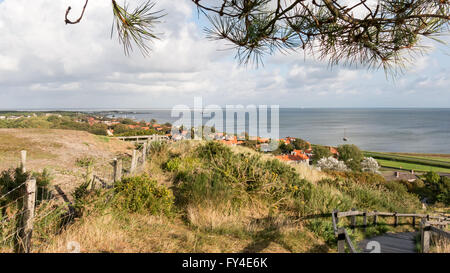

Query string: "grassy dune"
[0, 128, 133, 196]
[33, 140, 425, 253]
[0, 132, 432, 253]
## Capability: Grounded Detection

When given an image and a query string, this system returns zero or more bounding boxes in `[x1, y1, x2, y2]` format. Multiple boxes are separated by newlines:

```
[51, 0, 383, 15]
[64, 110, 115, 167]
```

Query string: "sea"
[99, 108, 450, 154]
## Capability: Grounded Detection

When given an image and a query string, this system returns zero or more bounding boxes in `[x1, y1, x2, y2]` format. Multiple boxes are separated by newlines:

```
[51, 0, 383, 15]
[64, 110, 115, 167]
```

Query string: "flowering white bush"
[361, 157, 380, 173]
[317, 157, 349, 172]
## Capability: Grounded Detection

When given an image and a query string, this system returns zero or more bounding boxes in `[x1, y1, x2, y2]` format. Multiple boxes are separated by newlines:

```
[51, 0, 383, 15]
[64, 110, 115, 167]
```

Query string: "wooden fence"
[421, 219, 450, 253]
[331, 208, 450, 253]
[92, 137, 167, 187]
[115, 134, 170, 144]
[1, 139, 165, 253]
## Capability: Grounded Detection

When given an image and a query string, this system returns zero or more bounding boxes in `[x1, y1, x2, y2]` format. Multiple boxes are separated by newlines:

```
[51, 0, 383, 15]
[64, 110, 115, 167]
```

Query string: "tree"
[113, 123, 130, 134]
[312, 145, 332, 164]
[120, 118, 137, 125]
[424, 171, 441, 185]
[292, 138, 311, 151]
[361, 157, 380, 174]
[65, 0, 163, 56]
[317, 157, 349, 172]
[278, 142, 294, 154]
[337, 144, 363, 171]
[64, 0, 450, 74]
[423, 171, 450, 205]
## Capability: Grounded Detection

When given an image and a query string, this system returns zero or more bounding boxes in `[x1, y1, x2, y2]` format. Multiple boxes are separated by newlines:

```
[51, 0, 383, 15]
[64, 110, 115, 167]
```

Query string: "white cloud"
[0, 0, 448, 109]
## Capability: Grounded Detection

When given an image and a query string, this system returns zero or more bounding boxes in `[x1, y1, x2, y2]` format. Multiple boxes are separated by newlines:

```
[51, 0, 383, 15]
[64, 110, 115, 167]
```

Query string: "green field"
[376, 159, 450, 173]
[364, 151, 450, 174]
[390, 154, 450, 163]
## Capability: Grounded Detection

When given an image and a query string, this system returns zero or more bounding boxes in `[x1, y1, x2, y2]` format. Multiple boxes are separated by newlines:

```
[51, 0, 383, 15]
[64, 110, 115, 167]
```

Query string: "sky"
[0, 0, 449, 109]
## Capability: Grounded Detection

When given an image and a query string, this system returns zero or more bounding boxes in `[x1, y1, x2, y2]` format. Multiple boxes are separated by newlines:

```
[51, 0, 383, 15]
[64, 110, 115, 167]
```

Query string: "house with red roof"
[275, 154, 309, 163]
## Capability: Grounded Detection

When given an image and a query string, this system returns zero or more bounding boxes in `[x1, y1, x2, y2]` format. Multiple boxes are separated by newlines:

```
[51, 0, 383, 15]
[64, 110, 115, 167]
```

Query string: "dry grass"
[186, 201, 268, 232]
[37, 209, 326, 253]
[4, 137, 334, 253]
[0, 128, 133, 195]
[430, 236, 450, 253]
[291, 163, 330, 183]
[36, 208, 316, 253]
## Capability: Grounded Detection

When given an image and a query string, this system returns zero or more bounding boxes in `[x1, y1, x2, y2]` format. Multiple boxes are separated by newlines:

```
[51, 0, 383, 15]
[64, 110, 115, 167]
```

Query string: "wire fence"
[0, 181, 70, 252]
[0, 139, 163, 252]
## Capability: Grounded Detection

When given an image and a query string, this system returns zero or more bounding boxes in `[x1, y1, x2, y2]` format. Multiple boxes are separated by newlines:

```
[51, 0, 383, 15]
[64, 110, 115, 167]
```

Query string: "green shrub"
[307, 219, 336, 245]
[0, 168, 28, 204]
[149, 141, 168, 155]
[384, 180, 408, 194]
[319, 177, 421, 213]
[0, 168, 52, 205]
[75, 156, 95, 168]
[164, 157, 181, 172]
[32, 168, 53, 203]
[114, 175, 174, 215]
[422, 171, 450, 205]
[174, 141, 311, 213]
[338, 144, 363, 171]
[176, 171, 243, 208]
[311, 145, 332, 164]
[326, 171, 386, 186]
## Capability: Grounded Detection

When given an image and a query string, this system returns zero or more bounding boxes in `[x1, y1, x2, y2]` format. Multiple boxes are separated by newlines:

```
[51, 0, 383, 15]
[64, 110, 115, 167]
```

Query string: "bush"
[361, 157, 380, 174]
[292, 138, 311, 151]
[174, 141, 309, 212]
[317, 157, 349, 172]
[319, 177, 421, 213]
[114, 175, 174, 215]
[164, 157, 181, 172]
[325, 171, 386, 186]
[312, 145, 332, 164]
[75, 156, 95, 168]
[278, 142, 294, 154]
[0, 168, 28, 203]
[32, 168, 53, 203]
[423, 171, 450, 205]
[149, 141, 168, 155]
[338, 144, 363, 171]
[0, 168, 52, 205]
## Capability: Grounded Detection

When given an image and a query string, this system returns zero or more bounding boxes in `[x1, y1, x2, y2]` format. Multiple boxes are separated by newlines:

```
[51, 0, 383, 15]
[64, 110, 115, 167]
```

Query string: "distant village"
[0, 112, 340, 165]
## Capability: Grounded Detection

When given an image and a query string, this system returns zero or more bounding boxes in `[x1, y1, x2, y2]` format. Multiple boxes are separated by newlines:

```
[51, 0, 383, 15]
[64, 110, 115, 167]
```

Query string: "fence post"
[373, 210, 378, 226]
[335, 209, 339, 225]
[351, 208, 356, 229]
[130, 150, 137, 174]
[16, 178, 36, 253]
[363, 211, 367, 229]
[394, 212, 398, 227]
[142, 142, 148, 163]
[421, 220, 430, 253]
[20, 150, 27, 172]
[86, 164, 94, 190]
[337, 228, 346, 253]
[412, 216, 416, 228]
[113, 158, 122, 183]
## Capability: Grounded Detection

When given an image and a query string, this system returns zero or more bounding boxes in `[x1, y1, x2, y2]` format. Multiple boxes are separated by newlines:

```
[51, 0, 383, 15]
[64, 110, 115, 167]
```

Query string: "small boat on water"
[343, 129, 349, 141]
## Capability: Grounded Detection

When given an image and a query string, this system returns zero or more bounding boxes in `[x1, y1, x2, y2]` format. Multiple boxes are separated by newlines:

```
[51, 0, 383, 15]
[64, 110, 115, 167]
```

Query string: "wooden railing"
[331, 208, 449, 253]
[421, 219, 450, 253]
[115, 134, 170, 143]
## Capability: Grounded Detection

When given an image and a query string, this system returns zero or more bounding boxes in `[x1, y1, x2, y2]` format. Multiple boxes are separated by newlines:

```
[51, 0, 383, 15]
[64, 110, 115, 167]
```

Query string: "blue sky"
[0, 0, 449, 109]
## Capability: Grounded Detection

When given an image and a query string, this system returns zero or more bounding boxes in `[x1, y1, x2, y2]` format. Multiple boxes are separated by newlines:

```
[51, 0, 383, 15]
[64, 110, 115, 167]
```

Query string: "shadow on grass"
[241, 216, 296, 253]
